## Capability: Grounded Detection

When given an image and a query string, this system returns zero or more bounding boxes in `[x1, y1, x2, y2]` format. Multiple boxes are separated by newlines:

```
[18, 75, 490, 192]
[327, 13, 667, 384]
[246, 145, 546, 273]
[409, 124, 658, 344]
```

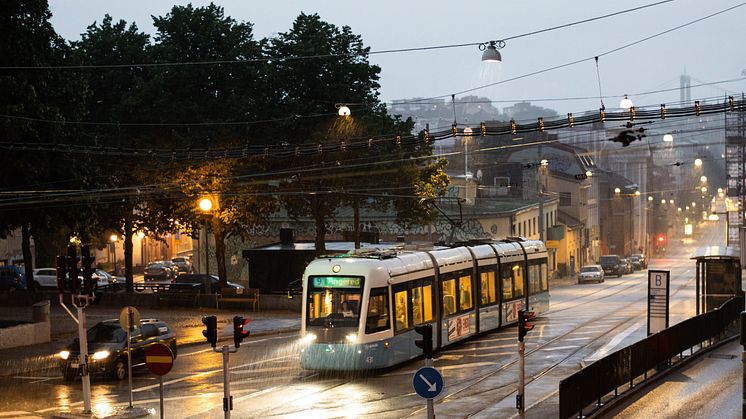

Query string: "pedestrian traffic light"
[518, 310, 535, 342]
[414, 324, 433, 359]
[657, 234, 666, 244]
[202, 315, 217, 348]
[80, 245, 95, 295]
[66, 245, 79, 293]
[55, 255, 67, 293]
[233, 316, 251, 348]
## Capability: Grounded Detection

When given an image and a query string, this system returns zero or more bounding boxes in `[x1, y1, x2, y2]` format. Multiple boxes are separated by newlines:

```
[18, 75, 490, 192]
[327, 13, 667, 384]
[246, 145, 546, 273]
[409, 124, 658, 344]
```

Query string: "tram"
[299, 238, 549, 370]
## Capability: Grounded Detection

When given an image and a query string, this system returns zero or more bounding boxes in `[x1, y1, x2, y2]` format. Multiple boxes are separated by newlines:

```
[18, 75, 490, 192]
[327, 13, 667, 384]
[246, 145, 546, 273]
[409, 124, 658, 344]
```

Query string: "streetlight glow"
[109, 234, 118, 242]
[337, 105, 351, 116]
[648, 196, 653, 201]
[700, 175, 707, 183]
[694, 158, 703, 167]
[619, 95, 634, 110]
[585, 170, 593, 177]
[614, 187, 621, 194]
[199, 198, 213, 212]
[701, 186, 707, 193]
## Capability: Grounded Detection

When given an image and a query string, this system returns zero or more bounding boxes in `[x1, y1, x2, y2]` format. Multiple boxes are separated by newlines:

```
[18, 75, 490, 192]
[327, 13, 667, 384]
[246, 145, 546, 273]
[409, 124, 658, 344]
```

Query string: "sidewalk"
[0, 303, 301, 377]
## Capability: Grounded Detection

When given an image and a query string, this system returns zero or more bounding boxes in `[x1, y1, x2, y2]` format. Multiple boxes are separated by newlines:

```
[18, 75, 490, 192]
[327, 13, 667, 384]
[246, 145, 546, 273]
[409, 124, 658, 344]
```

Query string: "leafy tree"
[0, 0, 87, 283]
[71, 14, 152, 291]
[265, 14, 449, 252]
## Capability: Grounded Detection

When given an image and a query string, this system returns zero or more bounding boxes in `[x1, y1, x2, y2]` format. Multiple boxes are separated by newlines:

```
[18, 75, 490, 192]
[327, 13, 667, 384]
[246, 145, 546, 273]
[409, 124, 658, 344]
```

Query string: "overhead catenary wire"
[0, 0, 675, 71]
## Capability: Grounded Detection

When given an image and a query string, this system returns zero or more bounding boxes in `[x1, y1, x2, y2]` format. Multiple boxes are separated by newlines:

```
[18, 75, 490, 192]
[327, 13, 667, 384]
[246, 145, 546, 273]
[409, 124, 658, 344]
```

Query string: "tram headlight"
[345, 333, 358, 343]
[92, 350, 110, 360]
[301, 333, 317, 344]
[58, 350, 70, 360]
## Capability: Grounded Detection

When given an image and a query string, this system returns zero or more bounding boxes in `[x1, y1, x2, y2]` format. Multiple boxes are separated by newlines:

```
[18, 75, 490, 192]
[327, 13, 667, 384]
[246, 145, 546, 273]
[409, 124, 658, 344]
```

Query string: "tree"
[266, 14, 449, 252]
[71, 14, 153, 292]
[0, 0, 88, 283]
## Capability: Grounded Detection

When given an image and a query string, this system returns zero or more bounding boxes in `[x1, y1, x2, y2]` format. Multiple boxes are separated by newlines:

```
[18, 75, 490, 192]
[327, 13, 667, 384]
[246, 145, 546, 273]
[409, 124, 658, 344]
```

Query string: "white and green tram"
[300, 238, 549, 370]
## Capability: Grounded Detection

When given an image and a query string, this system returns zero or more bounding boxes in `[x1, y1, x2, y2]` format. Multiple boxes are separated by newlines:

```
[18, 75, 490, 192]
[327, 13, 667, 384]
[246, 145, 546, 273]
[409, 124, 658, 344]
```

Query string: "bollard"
[32, 300, 50, 323]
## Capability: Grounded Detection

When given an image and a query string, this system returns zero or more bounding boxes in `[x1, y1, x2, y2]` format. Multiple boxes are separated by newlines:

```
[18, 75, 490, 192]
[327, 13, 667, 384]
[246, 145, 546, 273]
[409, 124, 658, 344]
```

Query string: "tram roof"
[690, 246, 741, 260]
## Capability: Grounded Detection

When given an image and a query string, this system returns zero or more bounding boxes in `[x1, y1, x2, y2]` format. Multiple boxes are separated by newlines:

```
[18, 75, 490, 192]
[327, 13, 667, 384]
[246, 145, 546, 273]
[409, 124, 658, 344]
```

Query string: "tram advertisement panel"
[447, 315, 471, 341]
[505, 300, 523, 323]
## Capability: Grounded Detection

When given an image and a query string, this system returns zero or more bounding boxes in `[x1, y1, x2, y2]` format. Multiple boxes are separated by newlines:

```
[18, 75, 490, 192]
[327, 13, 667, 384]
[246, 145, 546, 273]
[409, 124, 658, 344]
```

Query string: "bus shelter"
[691, 246, 743, 314]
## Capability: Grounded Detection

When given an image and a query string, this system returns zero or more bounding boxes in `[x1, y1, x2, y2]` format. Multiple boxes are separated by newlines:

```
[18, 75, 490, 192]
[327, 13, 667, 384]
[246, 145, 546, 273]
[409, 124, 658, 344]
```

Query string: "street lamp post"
[199, 198, 213, 275]
[110, 234, 118, 277]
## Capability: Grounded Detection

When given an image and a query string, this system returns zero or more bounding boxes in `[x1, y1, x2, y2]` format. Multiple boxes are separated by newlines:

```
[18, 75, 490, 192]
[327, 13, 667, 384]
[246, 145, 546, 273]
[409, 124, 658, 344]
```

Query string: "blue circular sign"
[412, 366, 444, 399]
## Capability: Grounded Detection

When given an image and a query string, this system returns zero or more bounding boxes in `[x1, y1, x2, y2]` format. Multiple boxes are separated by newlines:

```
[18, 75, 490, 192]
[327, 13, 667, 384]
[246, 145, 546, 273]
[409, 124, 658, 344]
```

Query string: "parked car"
[630, 253, 647, 269]
[0, 266, 27, 291]
[144, 262, 175, 282]
[34, 268, 118, 290]
[628, 256, 642, 271]
[599, 255, 623, 277]
[173, 274, 244, 294]
[171, 257, 193, 273]
[578, 265, 605, 284]
[619, 258, 633, 274]
[161, 261, 180, 278]
[58, 318, 177, 381]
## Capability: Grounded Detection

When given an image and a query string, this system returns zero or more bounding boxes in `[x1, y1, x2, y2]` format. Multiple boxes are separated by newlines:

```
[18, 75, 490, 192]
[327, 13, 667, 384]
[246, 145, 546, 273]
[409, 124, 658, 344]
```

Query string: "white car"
[32, 268, 117, 290]
[578, 265, 605, 284]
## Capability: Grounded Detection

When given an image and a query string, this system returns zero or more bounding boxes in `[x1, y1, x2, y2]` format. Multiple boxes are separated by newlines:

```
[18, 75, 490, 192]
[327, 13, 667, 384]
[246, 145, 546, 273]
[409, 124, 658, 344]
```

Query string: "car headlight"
[92, 350, 110, 360]
[58, 350, 70, 360]
[345, 333, 358, 343]
[301, 333, 317, 344]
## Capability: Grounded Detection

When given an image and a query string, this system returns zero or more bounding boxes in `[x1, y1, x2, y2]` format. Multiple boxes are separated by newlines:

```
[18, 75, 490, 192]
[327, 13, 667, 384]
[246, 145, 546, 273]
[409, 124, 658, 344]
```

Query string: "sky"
[47, 0, 746, 116]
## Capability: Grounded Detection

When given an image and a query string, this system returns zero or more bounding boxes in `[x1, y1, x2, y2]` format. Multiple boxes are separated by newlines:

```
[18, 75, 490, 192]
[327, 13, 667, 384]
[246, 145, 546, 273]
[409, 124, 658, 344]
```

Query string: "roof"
[690, 246, 741, 260]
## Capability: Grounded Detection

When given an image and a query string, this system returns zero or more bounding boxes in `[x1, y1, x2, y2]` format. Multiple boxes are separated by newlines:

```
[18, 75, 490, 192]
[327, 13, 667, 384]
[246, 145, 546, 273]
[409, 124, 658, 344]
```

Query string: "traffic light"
[518, 310, 535, 342]
[414, 324, 433, 359]
[202, 315, 217, 348]
[66, 245, 79, 293]
[233, 316, 251, 348]
[80, 245, 95, 295]
[657, 234, 666, 245]
[55, 255, 67, 293]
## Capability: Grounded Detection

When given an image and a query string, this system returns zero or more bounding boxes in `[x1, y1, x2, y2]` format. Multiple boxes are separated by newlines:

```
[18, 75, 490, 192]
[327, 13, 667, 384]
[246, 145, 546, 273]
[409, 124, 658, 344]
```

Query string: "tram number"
[655, 274, 662, 286]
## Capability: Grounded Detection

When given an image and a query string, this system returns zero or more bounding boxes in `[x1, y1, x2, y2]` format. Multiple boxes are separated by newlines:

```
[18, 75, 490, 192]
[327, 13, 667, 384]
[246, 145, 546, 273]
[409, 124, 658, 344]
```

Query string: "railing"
[559, 296, 744, 419]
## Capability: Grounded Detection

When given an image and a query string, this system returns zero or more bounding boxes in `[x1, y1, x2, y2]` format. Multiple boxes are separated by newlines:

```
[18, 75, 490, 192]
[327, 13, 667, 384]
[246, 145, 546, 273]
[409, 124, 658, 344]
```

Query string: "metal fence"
[559, 296, 744, 418]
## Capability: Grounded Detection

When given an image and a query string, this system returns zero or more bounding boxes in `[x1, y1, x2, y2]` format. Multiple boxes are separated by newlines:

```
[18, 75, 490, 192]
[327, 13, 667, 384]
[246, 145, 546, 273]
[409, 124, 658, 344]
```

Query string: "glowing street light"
[614, 187, 621, 194]
[619, 95, 634, 110]
[199, 198, 213, 212]
[648, 196, 654, 201]
[700, 175, 707, 183]
[694, 158, 703, 167]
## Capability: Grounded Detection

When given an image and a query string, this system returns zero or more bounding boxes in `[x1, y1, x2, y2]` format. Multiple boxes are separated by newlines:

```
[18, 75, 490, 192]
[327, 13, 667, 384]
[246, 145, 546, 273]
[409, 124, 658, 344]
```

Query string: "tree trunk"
[124, 215, 134, 293]
[21, 223, 34, 290]
[353, 198, 360, 249]
[212, 218, 228, 288]
[312, 194, 326, 254]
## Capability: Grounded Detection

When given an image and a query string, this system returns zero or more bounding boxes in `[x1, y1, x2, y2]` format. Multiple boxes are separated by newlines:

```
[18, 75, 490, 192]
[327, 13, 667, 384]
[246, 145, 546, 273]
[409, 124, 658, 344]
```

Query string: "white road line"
[539, 345, 580, 351]
[133, 354, 294, 393]
[563, 337, 592, 342]
[584, 319, 645, 362]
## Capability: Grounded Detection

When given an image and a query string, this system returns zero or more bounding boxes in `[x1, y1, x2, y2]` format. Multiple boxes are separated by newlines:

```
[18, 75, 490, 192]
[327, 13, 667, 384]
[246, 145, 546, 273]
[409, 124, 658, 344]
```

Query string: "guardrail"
[559, 296, 744, 419]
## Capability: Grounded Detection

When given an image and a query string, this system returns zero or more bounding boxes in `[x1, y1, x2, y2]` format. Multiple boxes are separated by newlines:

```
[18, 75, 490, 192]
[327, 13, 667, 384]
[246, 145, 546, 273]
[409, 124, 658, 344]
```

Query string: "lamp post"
[199, 198, 213, 275]
[110, 234, 118, 276]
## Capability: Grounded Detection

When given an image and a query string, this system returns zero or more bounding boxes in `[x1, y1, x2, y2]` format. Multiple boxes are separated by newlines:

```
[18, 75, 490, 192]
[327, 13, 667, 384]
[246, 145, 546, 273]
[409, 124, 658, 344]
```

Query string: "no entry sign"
[146, 343, 174, 376]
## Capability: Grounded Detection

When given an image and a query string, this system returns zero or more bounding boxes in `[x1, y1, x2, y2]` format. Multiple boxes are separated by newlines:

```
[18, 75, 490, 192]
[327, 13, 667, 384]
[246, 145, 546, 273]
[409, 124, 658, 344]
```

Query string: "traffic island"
[51, 406, 154, 419]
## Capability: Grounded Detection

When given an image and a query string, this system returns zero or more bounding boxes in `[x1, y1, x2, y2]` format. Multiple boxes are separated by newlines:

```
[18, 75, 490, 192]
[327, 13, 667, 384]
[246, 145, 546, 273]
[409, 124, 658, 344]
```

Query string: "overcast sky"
[48, 0, 746, 116]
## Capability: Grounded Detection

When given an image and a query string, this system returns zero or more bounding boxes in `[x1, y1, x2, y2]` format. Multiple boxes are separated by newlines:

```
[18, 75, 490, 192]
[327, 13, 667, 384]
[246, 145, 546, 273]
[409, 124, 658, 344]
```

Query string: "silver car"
[578, 265, 605, 284]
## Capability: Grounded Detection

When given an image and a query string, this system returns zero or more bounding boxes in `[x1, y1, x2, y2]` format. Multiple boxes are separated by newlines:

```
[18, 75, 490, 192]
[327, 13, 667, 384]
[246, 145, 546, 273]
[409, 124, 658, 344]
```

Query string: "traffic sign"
[119, 306, 140, 331]
[146, 343, 174, 376]
[412, 366, 444, 399]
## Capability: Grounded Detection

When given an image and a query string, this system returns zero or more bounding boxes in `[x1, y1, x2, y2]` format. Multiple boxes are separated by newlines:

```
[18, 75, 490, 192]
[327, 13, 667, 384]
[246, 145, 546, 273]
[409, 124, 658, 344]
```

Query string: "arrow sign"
[412, 366, 444, 399]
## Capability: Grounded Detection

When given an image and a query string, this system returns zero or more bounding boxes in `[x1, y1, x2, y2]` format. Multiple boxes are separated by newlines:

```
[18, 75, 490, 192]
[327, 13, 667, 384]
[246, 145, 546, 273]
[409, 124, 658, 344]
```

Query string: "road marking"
[563, 337, 592, 341]
[0, 412, 40, 418]
[539, 345, 580, 351]
[584, 319, 644, 363]
[133, 354, 294, 393]
[466, 351, 512, 358]
[185, 387, 276, 418]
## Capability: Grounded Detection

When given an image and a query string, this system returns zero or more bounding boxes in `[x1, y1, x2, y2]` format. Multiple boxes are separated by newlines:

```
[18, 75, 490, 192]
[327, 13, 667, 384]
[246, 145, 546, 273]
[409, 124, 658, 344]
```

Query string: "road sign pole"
[159, 375, 164, 419]
[75, 300, 92, 414]
[127, 309, 134, 409]
[222, 345, 232, 419]
[424, 357, 434, 419]
[517, 339, 525, 417]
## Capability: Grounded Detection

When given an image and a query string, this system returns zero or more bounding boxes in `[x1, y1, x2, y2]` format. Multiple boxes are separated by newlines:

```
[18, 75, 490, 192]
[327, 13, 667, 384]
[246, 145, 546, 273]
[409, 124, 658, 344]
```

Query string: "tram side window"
[529, 263, 541, 294]
[459, 273, 473, 311]
[480, 269, 497, 305]
[501, 265, 513, 300]
[512, 264, 525, 298]
[365, 287, 390, 334]
[412, 280, 434, 325]
[393, 285, 410, 332]
[441, 278, 457, 316]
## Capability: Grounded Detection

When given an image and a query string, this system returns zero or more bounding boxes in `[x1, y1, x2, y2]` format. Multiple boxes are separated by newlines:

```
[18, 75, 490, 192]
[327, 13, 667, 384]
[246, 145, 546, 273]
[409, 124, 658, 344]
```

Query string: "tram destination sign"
[312, 276, 362, 288]
[647, 270, 670, 335]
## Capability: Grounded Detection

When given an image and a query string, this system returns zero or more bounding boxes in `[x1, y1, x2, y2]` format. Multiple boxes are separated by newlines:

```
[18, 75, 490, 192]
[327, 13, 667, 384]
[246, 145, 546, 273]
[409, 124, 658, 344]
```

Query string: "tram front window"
[306, 276, 363, 328]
